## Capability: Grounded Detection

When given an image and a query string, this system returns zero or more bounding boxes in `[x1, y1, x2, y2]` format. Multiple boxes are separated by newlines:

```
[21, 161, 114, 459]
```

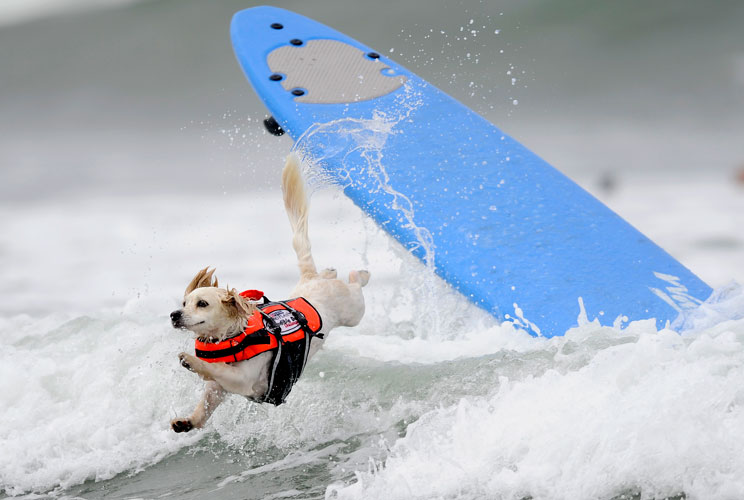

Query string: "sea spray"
[290, 82, 481, 340]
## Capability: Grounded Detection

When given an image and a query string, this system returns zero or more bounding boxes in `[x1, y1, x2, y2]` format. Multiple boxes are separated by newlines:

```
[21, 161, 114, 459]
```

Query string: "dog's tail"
[282, 153, 317, 281]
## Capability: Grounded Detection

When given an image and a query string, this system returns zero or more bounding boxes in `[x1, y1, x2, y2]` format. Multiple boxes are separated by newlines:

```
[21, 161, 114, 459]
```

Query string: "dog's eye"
[197, 300, 209, 308]
[182, 301, 186, 307]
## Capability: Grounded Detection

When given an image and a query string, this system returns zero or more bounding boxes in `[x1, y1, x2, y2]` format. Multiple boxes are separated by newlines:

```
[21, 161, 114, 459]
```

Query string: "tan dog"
[169, 154, 369, 432]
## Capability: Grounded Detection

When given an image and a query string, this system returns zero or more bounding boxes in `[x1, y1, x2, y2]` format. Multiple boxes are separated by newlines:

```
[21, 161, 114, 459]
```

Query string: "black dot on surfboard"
[269, 73, 283, 81]
[291, 89, 305, 96]
[290, 39, 303, 46]
[270, 23, 283, 29]
[367, 52, 380, 59]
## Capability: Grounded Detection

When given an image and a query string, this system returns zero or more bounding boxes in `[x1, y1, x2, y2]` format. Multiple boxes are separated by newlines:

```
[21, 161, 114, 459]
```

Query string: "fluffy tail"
[282, 153, 317, 281]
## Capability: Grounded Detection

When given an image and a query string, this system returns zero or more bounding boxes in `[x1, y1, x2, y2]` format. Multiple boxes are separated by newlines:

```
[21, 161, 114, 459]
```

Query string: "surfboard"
[230, 6, 712, 337]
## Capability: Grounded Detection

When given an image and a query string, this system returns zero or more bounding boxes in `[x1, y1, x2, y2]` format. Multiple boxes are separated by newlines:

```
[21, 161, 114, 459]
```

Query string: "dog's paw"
[319, 268, 338, 279]
[170, 418, 194, 433]
[349, 270, 370, 286]
[178, 352, 196, 371]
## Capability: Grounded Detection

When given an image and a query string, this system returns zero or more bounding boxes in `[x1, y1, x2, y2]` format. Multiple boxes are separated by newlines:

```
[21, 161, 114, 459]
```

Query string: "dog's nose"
[170, 310, 182, 322]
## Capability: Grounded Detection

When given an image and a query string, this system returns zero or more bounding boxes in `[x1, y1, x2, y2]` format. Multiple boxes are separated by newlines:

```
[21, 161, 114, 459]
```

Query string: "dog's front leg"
[171, 380, 225, 433]
[178, 352, 216, 381]
[178, 352, 266, 397]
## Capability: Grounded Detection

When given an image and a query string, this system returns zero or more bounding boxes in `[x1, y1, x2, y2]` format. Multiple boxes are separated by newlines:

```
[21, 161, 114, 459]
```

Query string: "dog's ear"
[222, 288, 254, 319]
[184, 267, 219, 296]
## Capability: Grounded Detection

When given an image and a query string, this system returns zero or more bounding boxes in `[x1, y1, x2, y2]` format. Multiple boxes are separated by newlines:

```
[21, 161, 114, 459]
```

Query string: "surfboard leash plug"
[263, 116, 285, 136]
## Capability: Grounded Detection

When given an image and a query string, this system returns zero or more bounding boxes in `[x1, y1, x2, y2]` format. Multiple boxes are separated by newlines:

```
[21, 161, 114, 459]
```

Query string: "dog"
[169, 153, 369, 433]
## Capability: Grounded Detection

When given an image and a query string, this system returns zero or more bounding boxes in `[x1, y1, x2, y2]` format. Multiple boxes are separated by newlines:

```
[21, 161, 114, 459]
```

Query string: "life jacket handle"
[275, 300, 324, 339]
[240, 289, 266, 302]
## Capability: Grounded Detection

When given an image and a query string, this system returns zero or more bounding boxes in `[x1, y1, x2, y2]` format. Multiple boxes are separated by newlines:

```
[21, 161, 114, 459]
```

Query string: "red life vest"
[194, 296, 322, 363]
[193, 293, 323, 405]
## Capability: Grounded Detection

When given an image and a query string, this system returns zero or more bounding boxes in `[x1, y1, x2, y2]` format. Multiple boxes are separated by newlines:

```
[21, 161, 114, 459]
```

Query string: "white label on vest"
[267, 309, 301, 335]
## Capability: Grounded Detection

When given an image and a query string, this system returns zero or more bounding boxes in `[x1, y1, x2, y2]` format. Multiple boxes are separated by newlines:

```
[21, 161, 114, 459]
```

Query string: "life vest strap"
[259, 310, 282, 337]
[194, 333, 271, 360]
[261, 309, 286, 402]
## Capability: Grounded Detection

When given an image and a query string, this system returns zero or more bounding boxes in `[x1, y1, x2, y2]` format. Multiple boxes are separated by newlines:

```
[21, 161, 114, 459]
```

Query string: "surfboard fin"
[263, 116, 285, 136]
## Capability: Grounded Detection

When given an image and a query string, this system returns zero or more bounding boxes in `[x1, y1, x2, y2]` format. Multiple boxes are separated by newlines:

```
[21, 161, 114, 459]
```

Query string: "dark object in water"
[735, 166, 744, 185]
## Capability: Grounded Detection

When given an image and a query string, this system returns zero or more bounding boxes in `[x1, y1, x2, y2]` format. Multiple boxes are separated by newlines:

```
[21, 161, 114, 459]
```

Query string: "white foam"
[0, 297, 201, 495]
[327, 287, 744, 500]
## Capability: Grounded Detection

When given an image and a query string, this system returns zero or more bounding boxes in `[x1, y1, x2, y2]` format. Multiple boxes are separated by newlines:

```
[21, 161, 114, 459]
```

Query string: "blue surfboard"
[230, 6, 711, 337]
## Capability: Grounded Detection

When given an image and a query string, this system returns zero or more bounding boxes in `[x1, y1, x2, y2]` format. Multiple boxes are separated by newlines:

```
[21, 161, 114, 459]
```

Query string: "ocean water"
[2, 176, 744, 499]
[3, 0, 744, 498]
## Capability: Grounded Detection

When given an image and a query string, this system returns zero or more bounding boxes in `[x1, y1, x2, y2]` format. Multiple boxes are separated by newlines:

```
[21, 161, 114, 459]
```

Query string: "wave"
[1, 181, 743, 497]
[328, 284, 744, 500]
[5, 283, 744, 498]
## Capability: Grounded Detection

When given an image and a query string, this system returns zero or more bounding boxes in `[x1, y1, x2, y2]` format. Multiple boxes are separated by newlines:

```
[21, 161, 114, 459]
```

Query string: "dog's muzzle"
[170, 310, 184, 328]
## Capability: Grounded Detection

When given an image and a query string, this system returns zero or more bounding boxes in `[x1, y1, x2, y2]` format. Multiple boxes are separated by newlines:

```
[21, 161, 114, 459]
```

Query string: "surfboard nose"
[230, 6, 409, 135]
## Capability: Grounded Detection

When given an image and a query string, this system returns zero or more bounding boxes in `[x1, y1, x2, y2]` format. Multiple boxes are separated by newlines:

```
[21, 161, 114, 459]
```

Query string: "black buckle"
[260, 311, 282, 339]
[296, 312, 308, 328]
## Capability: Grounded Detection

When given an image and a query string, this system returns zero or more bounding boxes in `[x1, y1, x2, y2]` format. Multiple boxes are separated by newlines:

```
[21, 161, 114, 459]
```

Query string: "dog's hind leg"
[331, 271, 369, 327]
[282, 153, 318, 282]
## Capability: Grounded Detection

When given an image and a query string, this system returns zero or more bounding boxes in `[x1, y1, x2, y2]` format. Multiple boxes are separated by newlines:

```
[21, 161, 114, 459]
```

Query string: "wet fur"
[169, 153, 369, 432]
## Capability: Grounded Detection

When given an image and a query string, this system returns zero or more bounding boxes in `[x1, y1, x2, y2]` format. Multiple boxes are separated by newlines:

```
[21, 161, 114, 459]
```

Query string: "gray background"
[2, 0, 743, 203]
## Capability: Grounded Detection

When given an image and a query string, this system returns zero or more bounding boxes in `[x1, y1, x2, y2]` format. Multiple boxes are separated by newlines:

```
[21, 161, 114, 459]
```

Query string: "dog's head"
[170, 267, 256, 341]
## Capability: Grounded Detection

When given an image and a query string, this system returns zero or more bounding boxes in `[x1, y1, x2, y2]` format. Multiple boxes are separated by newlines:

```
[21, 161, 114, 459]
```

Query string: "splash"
[289, 83, 463, 338]
[294, 113, 434, 268]
[327, 283, 744, 500]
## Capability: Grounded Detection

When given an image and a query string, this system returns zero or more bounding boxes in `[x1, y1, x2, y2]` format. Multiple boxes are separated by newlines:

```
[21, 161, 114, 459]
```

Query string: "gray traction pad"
[268, 39, 407, 104]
